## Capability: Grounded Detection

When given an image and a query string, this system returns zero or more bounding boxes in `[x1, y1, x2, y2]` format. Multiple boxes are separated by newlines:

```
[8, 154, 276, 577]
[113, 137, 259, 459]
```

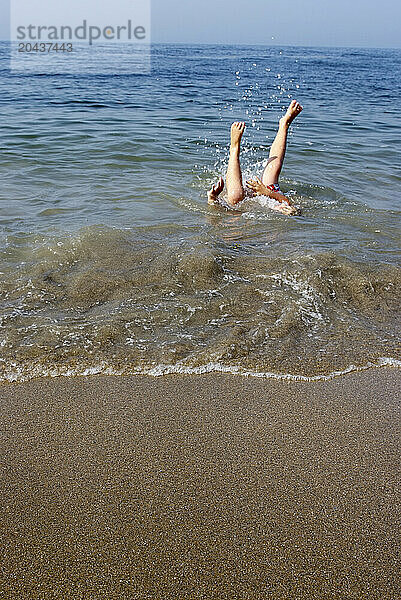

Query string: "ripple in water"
[0, 225, 399, 382]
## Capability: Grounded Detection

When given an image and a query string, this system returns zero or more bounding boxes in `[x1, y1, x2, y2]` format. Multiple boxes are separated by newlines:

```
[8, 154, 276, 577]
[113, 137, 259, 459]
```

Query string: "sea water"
[0, 44, 400, 382]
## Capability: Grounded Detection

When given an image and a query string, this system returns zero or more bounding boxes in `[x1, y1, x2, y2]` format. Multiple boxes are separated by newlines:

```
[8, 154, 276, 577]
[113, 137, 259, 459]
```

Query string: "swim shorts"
[266, 183, 282, 193]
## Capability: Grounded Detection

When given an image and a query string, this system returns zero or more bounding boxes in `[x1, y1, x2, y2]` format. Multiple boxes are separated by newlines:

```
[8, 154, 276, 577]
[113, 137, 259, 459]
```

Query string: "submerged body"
[208, 100, 303, 215]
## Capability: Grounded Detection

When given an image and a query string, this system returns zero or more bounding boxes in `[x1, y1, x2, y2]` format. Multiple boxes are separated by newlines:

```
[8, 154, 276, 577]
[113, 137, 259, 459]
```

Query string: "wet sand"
[0, 369, 400, 599]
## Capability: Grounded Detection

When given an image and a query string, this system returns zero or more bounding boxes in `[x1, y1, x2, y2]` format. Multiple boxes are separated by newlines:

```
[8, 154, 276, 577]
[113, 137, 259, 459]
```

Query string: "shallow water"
[0, 44, 400, 381]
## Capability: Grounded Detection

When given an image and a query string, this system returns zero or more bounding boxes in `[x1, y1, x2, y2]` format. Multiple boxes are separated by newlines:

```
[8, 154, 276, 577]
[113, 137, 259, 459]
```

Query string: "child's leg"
[207, 122, 246, 206]
[262, 100, 302, 186]
[226, 122, 246, 206]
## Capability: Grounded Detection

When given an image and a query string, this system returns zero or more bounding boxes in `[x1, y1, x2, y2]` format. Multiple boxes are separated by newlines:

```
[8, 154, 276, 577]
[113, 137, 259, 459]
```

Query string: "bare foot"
[280, 100, 303, 127]
[207, 177, 225, 205]
[230, 121, 246, 149]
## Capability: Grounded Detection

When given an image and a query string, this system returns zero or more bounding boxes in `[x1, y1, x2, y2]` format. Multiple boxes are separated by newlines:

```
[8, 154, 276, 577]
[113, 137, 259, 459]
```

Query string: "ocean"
[0, 43, 400, 382]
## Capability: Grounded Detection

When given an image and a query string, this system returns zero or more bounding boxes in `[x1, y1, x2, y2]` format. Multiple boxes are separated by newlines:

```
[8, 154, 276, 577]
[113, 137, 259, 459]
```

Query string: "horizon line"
[0, 39, 400, 50]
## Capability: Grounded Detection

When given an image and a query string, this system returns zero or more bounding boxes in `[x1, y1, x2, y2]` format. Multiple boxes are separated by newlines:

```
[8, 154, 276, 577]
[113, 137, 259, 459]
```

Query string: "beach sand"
[0, 369, 400, 599]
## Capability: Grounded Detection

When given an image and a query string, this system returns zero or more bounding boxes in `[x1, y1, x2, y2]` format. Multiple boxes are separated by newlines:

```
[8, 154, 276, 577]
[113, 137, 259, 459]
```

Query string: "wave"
[0, 225, 400, 383]
[0, 356, 399, 385]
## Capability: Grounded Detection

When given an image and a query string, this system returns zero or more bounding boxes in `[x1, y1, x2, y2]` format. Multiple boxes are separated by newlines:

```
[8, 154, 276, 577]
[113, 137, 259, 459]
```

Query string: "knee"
[265, 157, 282, 173]
[227, 190, 245, 206]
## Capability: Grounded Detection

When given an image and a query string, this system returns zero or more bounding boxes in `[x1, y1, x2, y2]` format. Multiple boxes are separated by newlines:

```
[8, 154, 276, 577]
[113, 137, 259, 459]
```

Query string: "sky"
[1, 0, 400, 48]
